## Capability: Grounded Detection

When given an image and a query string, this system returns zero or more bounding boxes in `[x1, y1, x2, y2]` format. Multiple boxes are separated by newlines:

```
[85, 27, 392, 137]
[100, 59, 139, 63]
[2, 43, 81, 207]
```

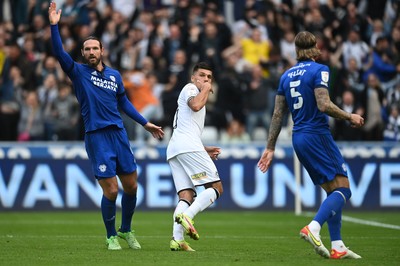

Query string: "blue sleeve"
[314, 65, 330, 89]
[276, 75, 285, 96]
[118, 94, 148, 126]
[372, 53, 396, 73]
[50, 24, 74, 73]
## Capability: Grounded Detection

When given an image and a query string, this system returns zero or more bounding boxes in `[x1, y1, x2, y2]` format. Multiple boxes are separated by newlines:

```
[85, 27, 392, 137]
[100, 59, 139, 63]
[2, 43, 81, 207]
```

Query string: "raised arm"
[189, 79, 213, 112]
[48, 2, 74, 72]
[48, 2, 61, 25]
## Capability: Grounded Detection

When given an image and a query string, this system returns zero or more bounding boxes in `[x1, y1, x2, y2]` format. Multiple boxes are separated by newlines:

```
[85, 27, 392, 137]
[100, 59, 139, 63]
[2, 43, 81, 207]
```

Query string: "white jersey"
[166, 83, 206, 160]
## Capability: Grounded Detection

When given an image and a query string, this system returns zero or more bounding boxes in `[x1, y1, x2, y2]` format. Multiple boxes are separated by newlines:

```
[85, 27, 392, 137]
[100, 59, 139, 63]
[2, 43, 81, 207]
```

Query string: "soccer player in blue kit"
[48, 2, 164, 250]
[257, 31, 364, 259]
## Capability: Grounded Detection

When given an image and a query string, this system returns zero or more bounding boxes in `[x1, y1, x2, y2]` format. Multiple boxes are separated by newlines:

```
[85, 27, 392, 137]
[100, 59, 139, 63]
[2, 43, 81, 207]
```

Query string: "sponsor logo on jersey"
[91, 76, 117, 92]
[191, 171, 207, 180]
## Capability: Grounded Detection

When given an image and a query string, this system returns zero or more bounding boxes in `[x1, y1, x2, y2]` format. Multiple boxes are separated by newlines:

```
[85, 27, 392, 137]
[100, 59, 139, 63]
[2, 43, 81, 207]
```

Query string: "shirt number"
[290, 80, 303, 110]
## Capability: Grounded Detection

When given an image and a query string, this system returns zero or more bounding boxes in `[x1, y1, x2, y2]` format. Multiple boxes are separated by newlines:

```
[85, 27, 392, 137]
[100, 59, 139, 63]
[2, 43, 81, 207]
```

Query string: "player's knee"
[212, 185, 223, 199]
[178, 198, 192, 206]
[106, 188, 119, 200]
[178, 189, 195, 203]
[207, 182, 223, 198]
[335, 187, 352, 202]
[130, 182, 138, 192]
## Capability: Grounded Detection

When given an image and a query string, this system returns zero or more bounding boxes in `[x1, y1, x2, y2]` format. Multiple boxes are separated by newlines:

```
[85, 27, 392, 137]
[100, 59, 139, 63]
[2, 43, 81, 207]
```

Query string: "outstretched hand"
[144, 122, 164, 139]
[48, 2, 62, 25]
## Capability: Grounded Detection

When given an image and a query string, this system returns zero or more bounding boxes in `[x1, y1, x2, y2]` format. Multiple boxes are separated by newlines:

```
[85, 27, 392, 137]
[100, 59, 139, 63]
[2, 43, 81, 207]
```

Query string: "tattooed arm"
[315, 87, 364, 127]
[266, 95, 289, 151]
[258, 95, 288, 173]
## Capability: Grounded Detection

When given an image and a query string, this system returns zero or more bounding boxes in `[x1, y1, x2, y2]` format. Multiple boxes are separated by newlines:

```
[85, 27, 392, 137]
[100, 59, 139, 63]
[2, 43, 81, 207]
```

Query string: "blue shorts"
[85, 126, 137, 179]
[292, 132, 347, 185]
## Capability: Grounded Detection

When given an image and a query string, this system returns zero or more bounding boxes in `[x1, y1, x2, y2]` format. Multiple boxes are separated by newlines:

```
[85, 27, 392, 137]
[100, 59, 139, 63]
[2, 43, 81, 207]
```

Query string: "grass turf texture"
[1, 211, 399, 266]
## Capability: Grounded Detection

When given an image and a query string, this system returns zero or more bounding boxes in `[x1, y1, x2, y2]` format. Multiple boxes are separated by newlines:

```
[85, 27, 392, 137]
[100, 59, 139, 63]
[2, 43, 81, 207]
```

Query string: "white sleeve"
[183, 84, 199, 104]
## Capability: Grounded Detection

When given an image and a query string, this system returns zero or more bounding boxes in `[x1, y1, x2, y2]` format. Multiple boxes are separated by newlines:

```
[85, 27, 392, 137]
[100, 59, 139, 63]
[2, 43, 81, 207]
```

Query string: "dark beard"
[85, 56, 101, 67]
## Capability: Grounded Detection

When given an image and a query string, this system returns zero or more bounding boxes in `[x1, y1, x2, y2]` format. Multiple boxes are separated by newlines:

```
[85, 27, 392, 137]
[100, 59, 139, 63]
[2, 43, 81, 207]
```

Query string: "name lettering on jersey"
[288, 69, 306, 78]
[90, 75, 117, 92]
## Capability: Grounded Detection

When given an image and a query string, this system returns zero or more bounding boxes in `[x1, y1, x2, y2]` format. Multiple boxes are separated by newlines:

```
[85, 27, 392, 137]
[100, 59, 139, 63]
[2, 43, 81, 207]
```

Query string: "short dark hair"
[376, 36, 388, 44]
[193, 62, 212, 73]
[82, 36, 103, 49]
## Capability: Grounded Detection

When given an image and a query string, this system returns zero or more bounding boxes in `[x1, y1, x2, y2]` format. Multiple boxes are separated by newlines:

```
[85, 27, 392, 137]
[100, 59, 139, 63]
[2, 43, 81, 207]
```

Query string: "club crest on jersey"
[321, 71, 329, 84]
[99, 164, 107, 173]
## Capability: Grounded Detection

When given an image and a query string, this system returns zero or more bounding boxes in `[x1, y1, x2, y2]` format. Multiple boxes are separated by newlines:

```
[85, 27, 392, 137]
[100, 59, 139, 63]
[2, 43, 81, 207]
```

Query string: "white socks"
[184, 188, 218, 219]
[331, 240, 346, 251]
[308, 220, 322, 236]
[308, 220, 346, 251]
[173, 188, 218, 241]
[173, 200, 189, 241]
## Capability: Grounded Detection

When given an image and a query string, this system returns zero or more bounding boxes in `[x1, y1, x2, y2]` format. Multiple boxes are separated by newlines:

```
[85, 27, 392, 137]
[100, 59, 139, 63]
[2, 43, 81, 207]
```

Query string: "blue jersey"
[277, 60, 330, 134]
[51, 25, 126, 133]
[69, 64, 126, 132]
[278, 60, 347, 183]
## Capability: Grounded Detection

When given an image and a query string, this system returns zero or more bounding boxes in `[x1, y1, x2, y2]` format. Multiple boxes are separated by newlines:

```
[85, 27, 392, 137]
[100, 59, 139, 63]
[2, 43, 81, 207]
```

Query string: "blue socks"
[325, 188, 351, 241]
[314, 187, 351, 229]
[120, 192, 137, 233]
[102, 193, 137, 237]
[101, 195, 117, 238]
[327, 207, 342, 241]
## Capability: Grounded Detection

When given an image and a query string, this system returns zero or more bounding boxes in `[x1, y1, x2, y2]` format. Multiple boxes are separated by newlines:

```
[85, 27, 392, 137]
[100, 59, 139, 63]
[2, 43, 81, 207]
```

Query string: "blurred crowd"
[0, 0, 399, 143]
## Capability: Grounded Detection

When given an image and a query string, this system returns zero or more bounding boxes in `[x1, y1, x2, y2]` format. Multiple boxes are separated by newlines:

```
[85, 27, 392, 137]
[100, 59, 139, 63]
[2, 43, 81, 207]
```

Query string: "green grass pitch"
[1, 211, 399, 266]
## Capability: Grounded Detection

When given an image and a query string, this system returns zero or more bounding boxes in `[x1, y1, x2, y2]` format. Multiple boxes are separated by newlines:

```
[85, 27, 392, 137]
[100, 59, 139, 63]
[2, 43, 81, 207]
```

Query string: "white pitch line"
[341, 215, 400, 230]
[303, 212, 400, 230]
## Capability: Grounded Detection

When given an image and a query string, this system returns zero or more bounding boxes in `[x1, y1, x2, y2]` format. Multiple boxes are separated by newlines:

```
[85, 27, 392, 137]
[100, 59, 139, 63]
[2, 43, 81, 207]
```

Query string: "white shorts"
[168, 151, 220, 194]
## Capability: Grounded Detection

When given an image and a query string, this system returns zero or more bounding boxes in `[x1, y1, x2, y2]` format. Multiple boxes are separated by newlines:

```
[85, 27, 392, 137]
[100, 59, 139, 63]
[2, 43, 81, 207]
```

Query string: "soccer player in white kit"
[167, 62, 223, 251]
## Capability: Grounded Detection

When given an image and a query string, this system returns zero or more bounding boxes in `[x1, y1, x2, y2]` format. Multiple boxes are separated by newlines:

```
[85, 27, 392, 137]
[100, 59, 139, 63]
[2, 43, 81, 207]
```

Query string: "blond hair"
[294, 31, 321, 61]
